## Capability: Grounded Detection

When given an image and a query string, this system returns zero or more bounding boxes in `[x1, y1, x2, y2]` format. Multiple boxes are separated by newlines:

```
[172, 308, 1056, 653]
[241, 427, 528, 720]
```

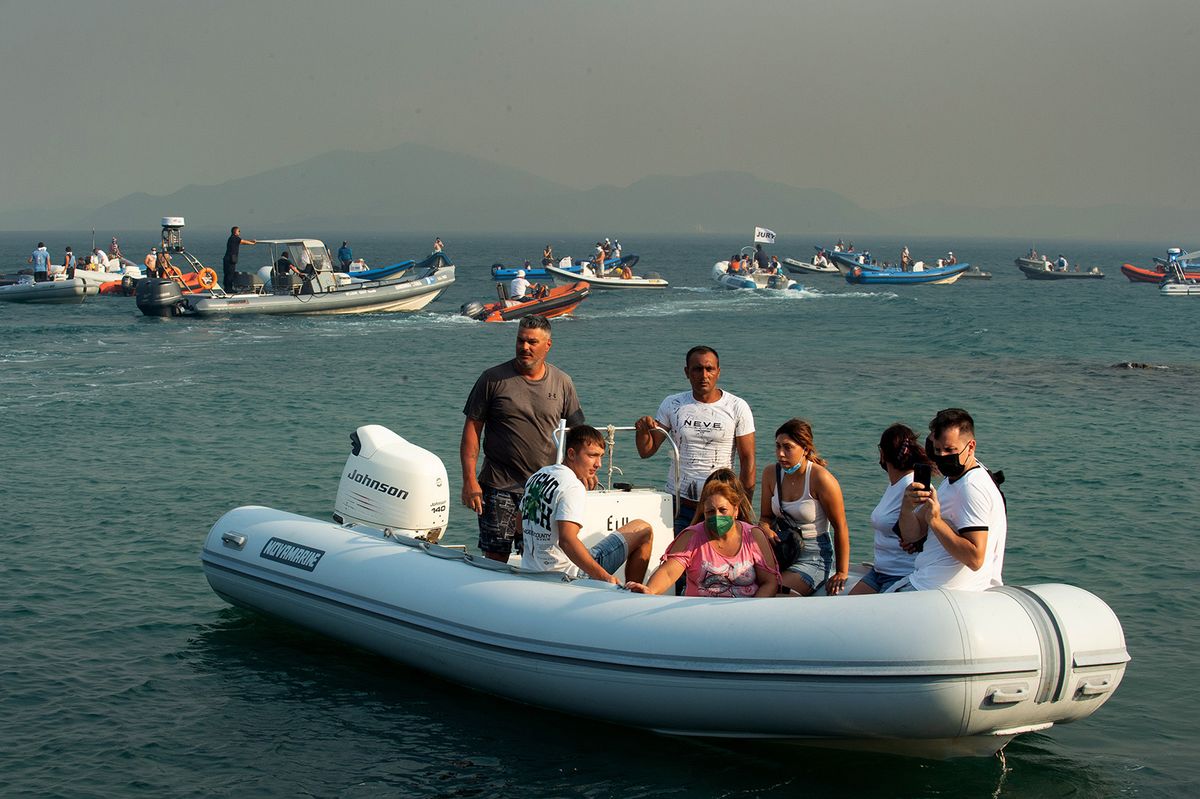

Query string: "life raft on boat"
[200, 424, 1129, 758]
[461, 281, 589, 322]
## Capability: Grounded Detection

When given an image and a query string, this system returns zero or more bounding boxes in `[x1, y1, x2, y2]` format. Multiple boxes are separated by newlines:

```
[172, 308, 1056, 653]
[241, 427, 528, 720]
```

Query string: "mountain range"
[1, 144, 1193, 241]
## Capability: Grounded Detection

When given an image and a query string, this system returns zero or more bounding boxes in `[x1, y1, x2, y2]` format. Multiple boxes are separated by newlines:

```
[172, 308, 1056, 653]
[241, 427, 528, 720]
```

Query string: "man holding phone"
[896, 408, 1006, 591]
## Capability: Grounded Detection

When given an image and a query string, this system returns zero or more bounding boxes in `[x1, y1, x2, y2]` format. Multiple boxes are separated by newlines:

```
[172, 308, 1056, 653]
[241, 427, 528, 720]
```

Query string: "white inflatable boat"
[712, 261, 802, 291]
[200, 424, 1128, 758]
[543, 258, 669, 290]
[0, 275, 97, 304]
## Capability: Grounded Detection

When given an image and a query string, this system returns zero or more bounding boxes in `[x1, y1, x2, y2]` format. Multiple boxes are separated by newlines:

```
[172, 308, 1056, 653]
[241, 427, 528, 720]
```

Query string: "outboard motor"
[135, 278, 186, 317]
[333, 425, 449, 542]
[460, 300, 487, 319]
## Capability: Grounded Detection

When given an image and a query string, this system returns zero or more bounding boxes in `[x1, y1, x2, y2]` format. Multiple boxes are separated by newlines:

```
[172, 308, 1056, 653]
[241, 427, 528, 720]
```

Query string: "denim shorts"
[588, 532, 628, 577]
[785, 533, 833, 591]
[859, 567, 909, 594]
[477, 486, 523, 557]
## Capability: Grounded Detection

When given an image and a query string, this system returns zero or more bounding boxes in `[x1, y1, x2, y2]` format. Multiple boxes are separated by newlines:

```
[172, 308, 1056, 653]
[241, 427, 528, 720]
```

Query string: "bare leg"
[848, 579, 878, 596]
[780, 571, 815, 596]
[618, 520, 653, 584]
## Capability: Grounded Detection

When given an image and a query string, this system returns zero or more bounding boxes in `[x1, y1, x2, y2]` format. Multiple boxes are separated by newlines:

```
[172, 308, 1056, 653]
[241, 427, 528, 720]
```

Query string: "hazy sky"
[2, 0, 1198, 214]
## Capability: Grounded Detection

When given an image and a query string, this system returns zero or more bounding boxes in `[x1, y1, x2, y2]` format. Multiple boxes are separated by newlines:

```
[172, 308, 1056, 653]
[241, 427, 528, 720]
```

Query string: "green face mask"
[706, 514, 735, 537]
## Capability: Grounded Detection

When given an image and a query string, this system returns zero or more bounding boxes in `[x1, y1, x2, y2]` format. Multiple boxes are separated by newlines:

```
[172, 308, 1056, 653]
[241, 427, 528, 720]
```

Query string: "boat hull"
[186, 267, 455, 316]
[0, 277, 97, 304]
[463, 281, 590, 321]
[543, 263, 667, 289]
[845, 263, 970, 285]
[1017, 264, 1103, 280]
[1121, 263, 1200, 283]
[201, 505, 1128, 757]
[712, 262, 799, 290]
[784, 257, 839, 275]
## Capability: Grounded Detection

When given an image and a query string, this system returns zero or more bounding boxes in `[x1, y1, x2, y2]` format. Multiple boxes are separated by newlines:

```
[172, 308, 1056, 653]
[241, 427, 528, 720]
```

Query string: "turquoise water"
[3, 231, 1197, 797]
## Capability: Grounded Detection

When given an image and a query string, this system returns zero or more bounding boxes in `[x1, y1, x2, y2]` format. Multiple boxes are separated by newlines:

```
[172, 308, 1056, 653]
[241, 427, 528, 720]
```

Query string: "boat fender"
[198, 267, 218, 290]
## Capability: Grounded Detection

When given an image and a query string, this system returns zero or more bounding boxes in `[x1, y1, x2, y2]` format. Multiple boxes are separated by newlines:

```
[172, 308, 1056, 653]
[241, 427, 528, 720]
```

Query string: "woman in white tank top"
[758, 419, 851, 595]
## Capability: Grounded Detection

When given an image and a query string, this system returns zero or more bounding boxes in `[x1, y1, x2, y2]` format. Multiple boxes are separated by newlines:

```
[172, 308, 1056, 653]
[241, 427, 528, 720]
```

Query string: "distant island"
[1, 143, 1194, 241]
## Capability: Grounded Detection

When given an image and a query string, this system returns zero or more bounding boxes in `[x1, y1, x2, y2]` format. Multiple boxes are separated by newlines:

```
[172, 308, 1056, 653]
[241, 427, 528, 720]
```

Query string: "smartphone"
[913, 463, 932, 489]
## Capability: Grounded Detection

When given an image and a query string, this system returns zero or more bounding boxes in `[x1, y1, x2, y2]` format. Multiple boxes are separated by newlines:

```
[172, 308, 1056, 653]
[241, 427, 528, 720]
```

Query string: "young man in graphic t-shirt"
[520, 425, 652, 583]
[899, 407, 1006, 591]
[634, 346, 756, 534]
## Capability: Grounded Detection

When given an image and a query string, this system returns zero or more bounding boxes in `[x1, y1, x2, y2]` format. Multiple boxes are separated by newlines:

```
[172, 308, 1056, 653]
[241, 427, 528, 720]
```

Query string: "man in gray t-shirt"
[461, 315, 584, 562]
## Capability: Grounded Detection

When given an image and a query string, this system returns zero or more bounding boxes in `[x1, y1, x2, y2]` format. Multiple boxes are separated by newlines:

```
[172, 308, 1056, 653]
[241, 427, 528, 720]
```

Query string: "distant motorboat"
[845, 262, 970, 285]
[712, 260, 801, 291]
[460, 281, 590, 321]
[1161, 261, 1200, 296]
[1017, 263, 1104, 280]
[784, 255, 839, 275]
[137, 237, 454, 317]
[0, 275, 98, 304]
[543, 259, 668, 290]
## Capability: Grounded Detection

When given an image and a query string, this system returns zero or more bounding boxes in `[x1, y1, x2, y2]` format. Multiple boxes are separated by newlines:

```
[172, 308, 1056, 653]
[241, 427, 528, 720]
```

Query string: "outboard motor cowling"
[334, 425, 449, 541]
[135, 278, 186, 317]
[460, 301, 487, 319]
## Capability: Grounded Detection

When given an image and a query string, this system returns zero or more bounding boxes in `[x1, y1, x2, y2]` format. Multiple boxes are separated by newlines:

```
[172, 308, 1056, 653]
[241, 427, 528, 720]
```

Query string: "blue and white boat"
[492, 255, 639, 280]
[845, 262, 971, 285]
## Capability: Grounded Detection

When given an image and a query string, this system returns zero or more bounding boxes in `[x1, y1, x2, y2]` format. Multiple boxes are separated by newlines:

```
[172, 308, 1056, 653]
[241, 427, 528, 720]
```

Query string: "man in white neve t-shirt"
[635, 346, 756, 534]
[521, 425, 653, 583]
[899, 408, 1006, 591]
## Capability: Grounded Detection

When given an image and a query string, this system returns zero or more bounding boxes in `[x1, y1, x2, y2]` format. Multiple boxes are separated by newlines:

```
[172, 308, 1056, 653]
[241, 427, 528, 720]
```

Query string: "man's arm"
[635, 415, 667, 458]
[735, 432, 756, 499]
[926, 510, 989, 571]
[459, 416, 484, 514]
[557, 520, 617, 583]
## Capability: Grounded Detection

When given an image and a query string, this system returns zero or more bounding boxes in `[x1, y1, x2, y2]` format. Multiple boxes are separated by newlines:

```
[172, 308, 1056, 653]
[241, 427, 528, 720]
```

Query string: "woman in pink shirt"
[626, 478, 779, 597]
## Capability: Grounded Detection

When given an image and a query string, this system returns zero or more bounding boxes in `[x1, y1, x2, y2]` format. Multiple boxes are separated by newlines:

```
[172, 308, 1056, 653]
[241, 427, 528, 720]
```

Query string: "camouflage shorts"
[477, 486, 524, 557]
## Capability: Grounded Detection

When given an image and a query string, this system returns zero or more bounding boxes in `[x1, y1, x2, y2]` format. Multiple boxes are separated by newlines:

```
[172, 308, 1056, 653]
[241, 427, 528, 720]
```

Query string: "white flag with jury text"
[754, 226, 776, 244]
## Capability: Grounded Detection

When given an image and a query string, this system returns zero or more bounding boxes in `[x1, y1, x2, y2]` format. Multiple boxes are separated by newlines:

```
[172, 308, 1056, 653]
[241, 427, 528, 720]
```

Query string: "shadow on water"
[182, 609, 1128, 799]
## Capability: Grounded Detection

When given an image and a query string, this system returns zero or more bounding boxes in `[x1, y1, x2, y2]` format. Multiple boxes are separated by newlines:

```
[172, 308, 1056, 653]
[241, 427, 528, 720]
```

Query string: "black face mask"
[879, 457, 888, 472]
[931, 445, 971, 479]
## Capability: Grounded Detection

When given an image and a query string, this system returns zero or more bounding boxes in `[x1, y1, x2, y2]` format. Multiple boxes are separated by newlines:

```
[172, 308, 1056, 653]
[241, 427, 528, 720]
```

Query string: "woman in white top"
[758, 419, 851, 595]
[849, 423, 931, 595]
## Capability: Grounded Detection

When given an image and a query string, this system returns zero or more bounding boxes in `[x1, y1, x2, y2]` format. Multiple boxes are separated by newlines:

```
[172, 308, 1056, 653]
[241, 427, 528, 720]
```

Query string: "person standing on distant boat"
[336, 241, 352, 272]
[144, 247, 158, 279]
[753, 243, 770, 272]
[613, 239, 622, 259]
[460, 314, 586, 563]
[901, 246, 912, 271]
[433, 237, 444, 254]
[29, 242, 50, 282]
[635, 345, 756, 535]
[63, 246, 76, 279]
[1056, 254, 1069, 272]
[542, 244, 554, 267]
[222, 226, 258, 293]
[946, 251, 957, 265]
[896, 408, 1007, 592]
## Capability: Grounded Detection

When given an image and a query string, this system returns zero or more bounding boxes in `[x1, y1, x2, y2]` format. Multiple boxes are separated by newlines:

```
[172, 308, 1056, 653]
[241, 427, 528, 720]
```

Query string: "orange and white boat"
[460, 281, 589, 322]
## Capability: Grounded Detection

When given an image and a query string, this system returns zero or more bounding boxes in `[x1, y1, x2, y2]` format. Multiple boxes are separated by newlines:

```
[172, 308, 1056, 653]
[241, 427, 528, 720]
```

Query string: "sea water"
[2, 230, 1197, 797]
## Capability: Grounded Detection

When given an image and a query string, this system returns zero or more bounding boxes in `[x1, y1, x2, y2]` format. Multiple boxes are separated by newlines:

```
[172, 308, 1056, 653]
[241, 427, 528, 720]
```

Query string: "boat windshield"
[285, 243, 333, 273]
